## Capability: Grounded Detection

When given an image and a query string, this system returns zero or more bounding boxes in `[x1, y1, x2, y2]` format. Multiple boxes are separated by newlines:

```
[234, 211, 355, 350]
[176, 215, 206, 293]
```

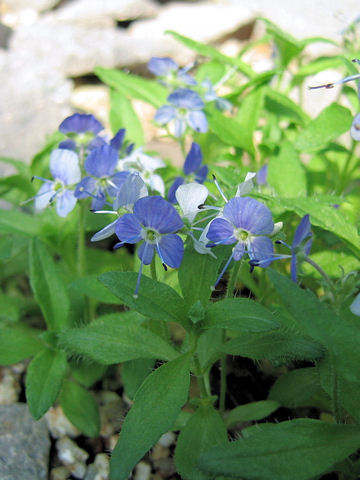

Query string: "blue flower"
[154, 88, 208, 137]
[207, 197, 274, 287]
[74, 145, 128, 210]
[59, 113, 104, 136]
[91, 172, 148, 242]
[148, 57, 197, 86]
[114, 196, 184, 296]
[33, 149, 81, 217]
[168, 142, 208, 203]
[250, 214, 312, 282]
[202, 78, 232, 111]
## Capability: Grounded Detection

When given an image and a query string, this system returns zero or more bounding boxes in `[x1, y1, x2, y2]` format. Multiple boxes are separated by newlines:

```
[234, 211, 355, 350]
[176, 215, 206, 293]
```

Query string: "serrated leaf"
[225, 400, 280, 428]
[109, 89, 144, 147]
[58, 313, 179, 364]
[99, 272, 188, 326]
[199, 418, 360, 480]
[269, 367, 330, 409]
[95, 67, 167, 108]
[69, 274, 123, 304]
[110, 353, 191, 480]
[121, 358, 155, 399]
[29, 238, 71, 330]
[222, 330, 324, 362]
[175, 404, 228, 480]
[0, 327, 43, 364]
[267, 197, 360, 254]
[268, 141, 307, 196]
[26, 348, 67, 419]
[294, 104, 352, 152]
[205, 298, 280, 333]
[60, 379, 100, 437]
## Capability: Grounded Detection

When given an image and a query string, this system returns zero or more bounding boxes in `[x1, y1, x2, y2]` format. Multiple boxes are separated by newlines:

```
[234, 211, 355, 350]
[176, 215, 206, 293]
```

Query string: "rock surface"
[0, 403, 50, 480]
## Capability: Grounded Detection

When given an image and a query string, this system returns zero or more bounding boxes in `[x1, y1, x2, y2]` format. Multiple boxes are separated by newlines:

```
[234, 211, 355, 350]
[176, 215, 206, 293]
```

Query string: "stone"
[0, 403, 50, 480]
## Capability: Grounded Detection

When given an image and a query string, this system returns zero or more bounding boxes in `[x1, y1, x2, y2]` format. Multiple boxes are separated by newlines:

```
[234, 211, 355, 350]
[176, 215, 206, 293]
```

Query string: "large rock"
[0, 404, 50, 480]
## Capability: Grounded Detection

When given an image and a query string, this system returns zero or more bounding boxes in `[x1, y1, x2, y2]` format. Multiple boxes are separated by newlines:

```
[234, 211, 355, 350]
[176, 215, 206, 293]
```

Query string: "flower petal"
[110, 128, 126, 151]
[184, 142, 202, 175]
[85, 145, 118, 178]
[113, 172, 148, 211]
[74, 176, 97, 199]
[115, 213, 143, 243]
[56, 190, 77, 217]
[236, 172, 256, 196]
[293, 214, 312, 248]
[223, 197, 274, 235]
[207, 217, 236, 245]
[157, 234, 184, 268]
[248, 236, 274, 267]
[168, 88, 204, 110]
[91, 218, 118, 242]
[133, 196, 183, 233]
[187, 111, 208, 133]
[350, 293, 360, 316]
[50, 149, 81, 185]
[154, 105, 176, 125]
[167, 177, 185, 204]
[34, 182, 55, 211]
[59, 113, 103, 135]
[138, 241, 155, 265]
[148, 57, 178, 76]
[176, 182, 208, 224]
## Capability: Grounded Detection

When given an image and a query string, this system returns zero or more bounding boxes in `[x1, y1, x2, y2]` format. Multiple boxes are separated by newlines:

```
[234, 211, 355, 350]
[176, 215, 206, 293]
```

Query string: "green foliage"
[199, 419, 360, 480]
[26, 348, 67, 419]
[58, 312, 179, 364]
[60, 379, 100, 437]
[110, 354, 191, 480]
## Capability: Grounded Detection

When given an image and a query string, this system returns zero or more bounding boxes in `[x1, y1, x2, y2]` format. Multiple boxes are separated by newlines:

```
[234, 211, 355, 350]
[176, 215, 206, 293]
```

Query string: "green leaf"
[178, 247, 225, 308]
[166, 30, 255, 78]
[0, 210, 42, 236]
[99, 272, 188, 326]
[71, 360, 107, 388]
[121, 358, 155, 399]
[60, 379, 100, 437]
[206, 106, 255, 153]
[225, 400, 280, 428]
[26, 348, 67, 419]
[261, 17, 304, 67]
[269, 367, 330, 409]
[175, 404, 228, 480]
[267, 197, 360, 254]
[268, 142, 307, 196]
[233, 87, 264, 155]
[0, 156, 29, 176]
[0, 327, 43, 364]
[110, 353, 191, 480]
[95, 67, 167, 108]
[199, 418, 360, 480]
[109, 89, 144, 146]
[58, 313, 179, 364]
[294, 104, 353, 152]
[204, 298, 280, 333]
[222, 330, 324, 362]
[29, 238, 71, 331]
[293, 56, 345, 81]
[69, 274, 123, 304]
[264, 88, 309, 125]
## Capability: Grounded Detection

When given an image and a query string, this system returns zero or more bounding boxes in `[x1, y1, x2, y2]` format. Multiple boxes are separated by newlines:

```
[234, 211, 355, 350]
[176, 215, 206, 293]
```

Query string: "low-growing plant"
[1, 18, 360, 480]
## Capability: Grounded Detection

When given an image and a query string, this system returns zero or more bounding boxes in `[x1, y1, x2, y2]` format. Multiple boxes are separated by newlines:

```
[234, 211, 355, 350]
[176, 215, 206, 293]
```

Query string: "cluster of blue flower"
[149, 56, 231, 137]
[30, 58, 314, 296]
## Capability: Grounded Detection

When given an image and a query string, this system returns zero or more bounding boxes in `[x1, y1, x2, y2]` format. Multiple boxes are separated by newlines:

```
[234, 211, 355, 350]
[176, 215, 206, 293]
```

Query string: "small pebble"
[134, 461, 151, 480]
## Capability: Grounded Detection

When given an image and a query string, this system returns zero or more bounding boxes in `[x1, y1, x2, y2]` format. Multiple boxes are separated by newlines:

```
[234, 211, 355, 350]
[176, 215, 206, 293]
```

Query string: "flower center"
[142, 227, 161, 244]
[234, 228, 249, 241]
[53, 179, 64, 192]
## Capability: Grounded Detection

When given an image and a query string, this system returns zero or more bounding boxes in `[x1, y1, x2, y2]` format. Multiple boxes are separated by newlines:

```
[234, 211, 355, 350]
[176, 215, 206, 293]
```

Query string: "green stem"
[77, 201, 87, 278]
[219, 260, 242, 413]
[194, 354, 209, 399]
[337, 140, 356, 194]
[304, 256, 337, 305]
[150, 257, 157, 282]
